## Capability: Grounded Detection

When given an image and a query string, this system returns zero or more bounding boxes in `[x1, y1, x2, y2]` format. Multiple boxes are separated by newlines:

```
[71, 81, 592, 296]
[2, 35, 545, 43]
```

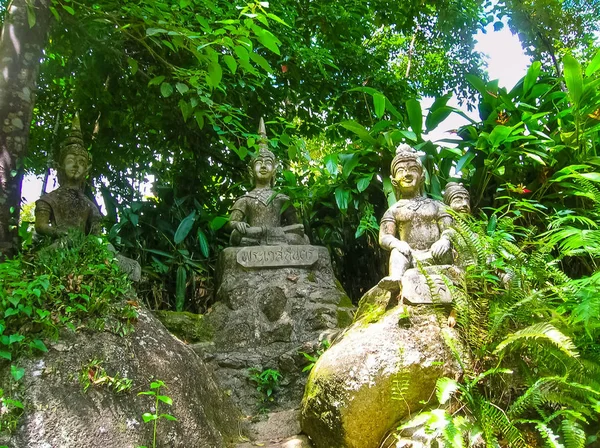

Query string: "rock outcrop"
[0, 308, 241, 448]
[301, 285, 464, 448]
[193, 245, 354, 416]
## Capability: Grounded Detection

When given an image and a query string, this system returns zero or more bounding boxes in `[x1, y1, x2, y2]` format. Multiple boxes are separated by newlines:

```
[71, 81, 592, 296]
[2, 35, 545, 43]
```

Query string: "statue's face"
[62, 153, 88, 183]
[450, 192, 470, 213]
[253, 156, 275, 183]
[392, 160, 422, 193]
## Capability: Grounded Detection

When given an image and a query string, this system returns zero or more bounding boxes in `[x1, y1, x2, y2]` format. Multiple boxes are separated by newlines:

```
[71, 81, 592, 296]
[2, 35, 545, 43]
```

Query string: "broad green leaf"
[373, 93, 386, 119]
[146, 28, 167, 36]
[585, 49, 600, 77]
[488, 125, 511, 147]
[563, 54, 583, 106]
[49, 6, 60, 21]
[8, 334, 24, 345]
[249, 51, 272, 73]
[324, 154, 338, 176]
[142, 413, 158, 423]
[340, 120, 376, 145]
[159, 414, 177, 421]
[176, 83, 189, 94]
[30, 339, 48, 353]
[223, 54, 237, 74]
[456, 152, 475, 172]
[197, 229, 209, 258]
[334, 187, 351, 211]
[341, 153, 359, 178]
[174, 211, 197, 244]
[160, 82, 173, 98]
[580, 172, 600, 182]
[357, 174, 373, 192]
[0, 351, 11, 360]
[207, 61, 222, 87]
[466, 74, 486, 95]
[523, 61, 541, 95]
[406, 99, 422, 137]
[234, 45, 249, 63]
[27, 3, 36, 27]
[175, 266, 187, 312]
[425, 106, 452, 132]
[253, 27, 281, 55]
[61, 4, 75, 15]
[127, 58, 138, 76]
[209, 216, 228, 231]
[11, 365, 24, 382]
[157, 395, 173, 405]
[148, 75, 165, 86]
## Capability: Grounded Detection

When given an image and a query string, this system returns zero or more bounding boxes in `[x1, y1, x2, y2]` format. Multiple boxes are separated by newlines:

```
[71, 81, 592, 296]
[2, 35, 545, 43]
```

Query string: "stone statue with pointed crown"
[227, 118, 307, 246]
[35, 116, 102, 238]
[378, 144, 454, 289]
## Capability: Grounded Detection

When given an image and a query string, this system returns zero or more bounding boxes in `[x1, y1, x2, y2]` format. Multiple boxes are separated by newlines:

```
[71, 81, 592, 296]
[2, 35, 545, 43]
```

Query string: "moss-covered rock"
[301, 302, 465, 448]
[154, 310, 214, 342]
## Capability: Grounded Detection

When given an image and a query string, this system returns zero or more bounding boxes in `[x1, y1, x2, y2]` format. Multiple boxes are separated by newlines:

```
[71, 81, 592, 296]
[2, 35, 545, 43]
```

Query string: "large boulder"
[0, 307, 242, 448]
[300, 285, 465, 448]
[192, 245, 354, 416]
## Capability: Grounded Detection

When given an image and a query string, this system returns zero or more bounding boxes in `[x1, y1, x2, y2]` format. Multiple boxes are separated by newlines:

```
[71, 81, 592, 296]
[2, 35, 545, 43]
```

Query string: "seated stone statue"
[35, 117, 102, 238]
[379, 145, 454, 285]
[228, 119, 307, 246]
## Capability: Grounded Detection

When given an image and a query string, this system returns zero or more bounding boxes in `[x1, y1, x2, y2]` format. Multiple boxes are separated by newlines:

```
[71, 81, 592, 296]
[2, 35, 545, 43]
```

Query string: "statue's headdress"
[390, 144, 422, 176]
[443, 182, 469, 204]
[253, 117, 276, 164]
[59, 114, 89, 164]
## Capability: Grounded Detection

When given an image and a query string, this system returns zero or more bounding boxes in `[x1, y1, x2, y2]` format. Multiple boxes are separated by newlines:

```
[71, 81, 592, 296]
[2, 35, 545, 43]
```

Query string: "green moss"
[307, 272, 317, 283]
[337, 309, 353, 328]
[338, 295, 353, 308]
[355, 303, 386, 325]
[154, 311, 214, 342]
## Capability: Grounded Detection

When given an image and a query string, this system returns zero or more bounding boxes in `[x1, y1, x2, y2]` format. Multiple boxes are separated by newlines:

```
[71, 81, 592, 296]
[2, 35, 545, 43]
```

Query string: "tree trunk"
[0, 0, 51, 258]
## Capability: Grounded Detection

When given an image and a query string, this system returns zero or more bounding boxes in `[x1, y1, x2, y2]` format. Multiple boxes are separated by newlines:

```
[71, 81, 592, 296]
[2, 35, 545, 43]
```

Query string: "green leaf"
[253, 27, 281, 55]
[146, 28, 168, 36]
[563, 54, 583, 106]
[127, 58, 138, 76]
[523, 61, 541, 95]
[176, 83, 189, 94]
[494, 322, 578, 358]
[334, 187, 351, 212]
[8, 334, 24, 345]
[357, 174, 373, 192]
[157, 395, 173, 405]
[585, 49, 600, 77]
[373, 93, 386, 119]
[0, 351, 11, 361]
[4, 308, 18, 318]
[340, 120, 376, 145]
[466, 74, 486, 95]
[209, 216, 228, 231]
[249, 52, 272, 73]
[160, 413, 178, 421]
[26, 3, 36, 27]
[148, 75, 165, 86]
[488, 125, 511, 147]
[61, 4, 75, 15]
[11, 365, 24, 382]
[30, 339, 48, 353]
[175, 266, 187, 312]
[174, 211, 197, 244]
[197, 229, 209, 258]
[223, 54, 237, 74]
[207, 60, 222, 87]
[49, 6, 60, 21]
[142, 413, 158, 423]
[160, 82, 173, 98]
[341, 153, 359, 178]
[406, 99, 422, 137]
[425, 106, 452, 132]
[324, 154, 338, 176]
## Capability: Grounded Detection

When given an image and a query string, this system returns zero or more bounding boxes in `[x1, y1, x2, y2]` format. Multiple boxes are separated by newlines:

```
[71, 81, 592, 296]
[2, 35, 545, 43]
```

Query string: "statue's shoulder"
[36, 189, 61, 208]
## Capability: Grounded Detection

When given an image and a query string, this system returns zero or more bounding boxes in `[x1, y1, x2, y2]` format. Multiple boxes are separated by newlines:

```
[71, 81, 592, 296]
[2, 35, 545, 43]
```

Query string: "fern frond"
[494, 323, 579, 358]
[561, 419, 586, 448]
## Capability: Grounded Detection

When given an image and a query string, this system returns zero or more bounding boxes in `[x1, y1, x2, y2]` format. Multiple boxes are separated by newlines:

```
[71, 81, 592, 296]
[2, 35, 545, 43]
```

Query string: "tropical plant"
[137, 380, 177, 448]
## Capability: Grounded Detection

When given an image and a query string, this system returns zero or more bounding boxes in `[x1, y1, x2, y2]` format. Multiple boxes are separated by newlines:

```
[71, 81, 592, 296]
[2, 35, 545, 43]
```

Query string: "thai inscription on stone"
[236, 245, 318, 268]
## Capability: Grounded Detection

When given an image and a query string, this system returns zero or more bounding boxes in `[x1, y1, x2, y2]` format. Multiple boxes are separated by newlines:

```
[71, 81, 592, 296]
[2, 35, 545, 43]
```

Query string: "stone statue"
[379, 144, 454, 286]
[35, 116, 102, 238]
[443, 182, 471, 214]
[228, 118, 307, 246]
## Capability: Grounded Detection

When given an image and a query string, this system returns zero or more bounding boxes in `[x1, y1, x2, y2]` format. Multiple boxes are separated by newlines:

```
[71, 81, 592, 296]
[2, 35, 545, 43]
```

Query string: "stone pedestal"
[198, 246, 354, 416]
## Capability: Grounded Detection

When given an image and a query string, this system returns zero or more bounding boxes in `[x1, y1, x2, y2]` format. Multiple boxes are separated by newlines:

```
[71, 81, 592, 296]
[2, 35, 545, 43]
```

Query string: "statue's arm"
[431, 208, 453, 258]
[227, 204, 250, 234]
[379, 212, 411, 256]
[34, 201, 62, 237]
[89, 204, 103, 235]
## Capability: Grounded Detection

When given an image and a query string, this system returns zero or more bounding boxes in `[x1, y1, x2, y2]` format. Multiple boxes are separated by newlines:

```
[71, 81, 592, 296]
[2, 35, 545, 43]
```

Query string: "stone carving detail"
[228, 118, 308, 247]
[35, 116, 102, 238]
[378, 145, 454, 289]
[237, 245, 319, 268]
[444, 181, 471, 214]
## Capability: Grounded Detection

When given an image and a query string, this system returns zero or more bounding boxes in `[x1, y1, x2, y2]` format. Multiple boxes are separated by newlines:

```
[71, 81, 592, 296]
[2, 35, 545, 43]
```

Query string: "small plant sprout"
[248, 368, 282, 405]
[138, 380, 177, 448]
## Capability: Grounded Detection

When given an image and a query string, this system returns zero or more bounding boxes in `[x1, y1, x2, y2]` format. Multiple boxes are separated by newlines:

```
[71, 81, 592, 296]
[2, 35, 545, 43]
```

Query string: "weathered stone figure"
[379, 144, 453, 283]
[228, 118, 307, 246]
[35, 116, 102, 238]
[444, 181, 471, 214]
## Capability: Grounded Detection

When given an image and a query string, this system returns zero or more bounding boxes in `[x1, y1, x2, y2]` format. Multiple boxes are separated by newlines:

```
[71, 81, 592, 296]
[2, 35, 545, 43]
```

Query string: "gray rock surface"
[0, 308, 242, 448]
[198, 246, 354, 416]
[301, 285, 465, 448]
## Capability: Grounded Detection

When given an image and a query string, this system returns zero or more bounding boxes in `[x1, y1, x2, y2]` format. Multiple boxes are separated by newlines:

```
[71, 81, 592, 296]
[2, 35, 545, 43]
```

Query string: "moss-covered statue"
[378, 144, 454, 285]
[35, 116, 102, 238]
[227, 118, 307, 246]
[443, 182, 471, 214]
